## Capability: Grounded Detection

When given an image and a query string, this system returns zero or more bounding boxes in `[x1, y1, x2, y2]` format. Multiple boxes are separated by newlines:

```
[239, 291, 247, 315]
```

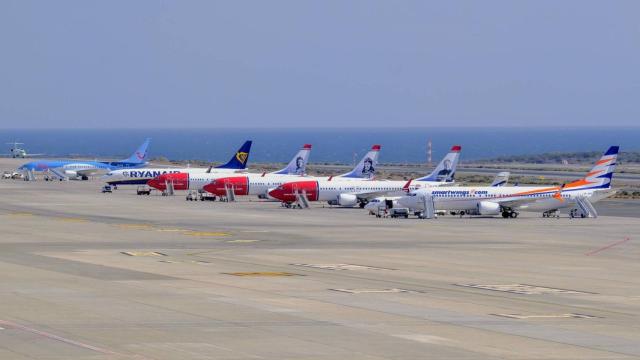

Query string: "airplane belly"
[250, 183, 268, 196]
[435, 199, 478, 211]
[318, 189, 336, 202]
[516, 198, 568, 212]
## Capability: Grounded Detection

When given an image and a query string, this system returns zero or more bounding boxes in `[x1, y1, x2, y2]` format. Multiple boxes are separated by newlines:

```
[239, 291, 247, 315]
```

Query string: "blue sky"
[1, 1, 638, 128]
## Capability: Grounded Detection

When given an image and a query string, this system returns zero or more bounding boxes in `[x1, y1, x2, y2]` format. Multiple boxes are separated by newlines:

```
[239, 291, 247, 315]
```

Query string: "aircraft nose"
[202, 181, 221, 195]
[268, 187, 286, 201]
[147, 178, 164, 190]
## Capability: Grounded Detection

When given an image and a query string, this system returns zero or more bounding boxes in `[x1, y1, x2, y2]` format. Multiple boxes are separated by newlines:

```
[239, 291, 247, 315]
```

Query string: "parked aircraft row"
[15, 138, 618, 219]
[144, 144, 616, 218]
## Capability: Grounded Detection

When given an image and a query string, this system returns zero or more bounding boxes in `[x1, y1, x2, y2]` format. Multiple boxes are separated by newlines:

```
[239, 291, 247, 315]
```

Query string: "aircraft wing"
[493, 195, 562, 210]
[353, 191, 394, 201]
[77, 168, 109, 177]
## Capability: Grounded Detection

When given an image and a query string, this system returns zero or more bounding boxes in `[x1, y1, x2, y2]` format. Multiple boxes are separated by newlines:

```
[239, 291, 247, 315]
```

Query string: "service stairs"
[49, 168, 68, 181]
[294, 189, 310, 208]
[24, 169, 36, 181]
[224, 184, 236, 202]
[575, 196, 598, 218]
[420, 194, 436, 219]
[164, 180, 175, 196]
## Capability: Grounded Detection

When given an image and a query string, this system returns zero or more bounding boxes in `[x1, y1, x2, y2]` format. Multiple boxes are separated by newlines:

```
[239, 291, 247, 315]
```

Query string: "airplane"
[396, 146, 619, 219]
[268, 145, 462, 208]
[148, 143, 312, 192]
[147, 144, 381, 193]
[363, 170, 511, 213]
[2, 141, 44, 158]
[102, 140, 252, 186]
[18, 139, 151, 180]
[199, 144, 313, 198]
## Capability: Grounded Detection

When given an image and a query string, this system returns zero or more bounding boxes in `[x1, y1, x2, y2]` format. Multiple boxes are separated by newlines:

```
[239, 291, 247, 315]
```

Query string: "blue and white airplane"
[19, 139, 151, 180]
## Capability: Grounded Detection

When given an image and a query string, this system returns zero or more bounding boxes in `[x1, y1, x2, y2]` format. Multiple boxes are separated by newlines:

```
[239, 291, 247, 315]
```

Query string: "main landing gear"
[542, 210, 560, 218]
[501, 210, 519, 218]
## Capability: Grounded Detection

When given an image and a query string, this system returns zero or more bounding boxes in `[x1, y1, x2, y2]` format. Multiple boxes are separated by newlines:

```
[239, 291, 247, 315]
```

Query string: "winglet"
[402, 179, 413, 192]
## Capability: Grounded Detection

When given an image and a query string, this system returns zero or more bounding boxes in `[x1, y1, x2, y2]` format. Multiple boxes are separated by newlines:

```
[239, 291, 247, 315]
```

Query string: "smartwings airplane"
[101, 141, 252, 185]
[363, 170, 510, 213]
[18, 139, 151, 180]
[397, 146, 619, 218]
[147, 144, 383, 194]
[268, 145, 462, 207]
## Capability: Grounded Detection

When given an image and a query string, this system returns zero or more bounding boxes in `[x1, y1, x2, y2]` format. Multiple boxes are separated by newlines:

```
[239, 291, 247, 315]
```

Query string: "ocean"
[2, 128, 638, 164]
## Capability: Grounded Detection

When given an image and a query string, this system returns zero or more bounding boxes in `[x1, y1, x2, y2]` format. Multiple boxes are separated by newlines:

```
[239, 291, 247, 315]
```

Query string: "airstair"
[49, 168, 68, 181]
[294, 189, 310, 209]
[419, 194, 436, 219]
[575, 196, 598, 218]
[164, 180, 175, 196]
[224, 184, 236, 202]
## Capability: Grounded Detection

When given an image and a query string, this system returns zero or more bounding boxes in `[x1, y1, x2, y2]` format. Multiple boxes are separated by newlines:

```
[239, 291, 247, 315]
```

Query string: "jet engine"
[337, 193, 358, 207]
[476, 201, 501, 215]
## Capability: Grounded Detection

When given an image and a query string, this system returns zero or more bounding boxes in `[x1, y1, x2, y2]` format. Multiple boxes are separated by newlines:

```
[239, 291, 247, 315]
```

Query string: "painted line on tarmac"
[0, 319, 121, 356]
[224, 272, 300, 277]
[182, 231, 231, 237]
[585, 237, 631, 256]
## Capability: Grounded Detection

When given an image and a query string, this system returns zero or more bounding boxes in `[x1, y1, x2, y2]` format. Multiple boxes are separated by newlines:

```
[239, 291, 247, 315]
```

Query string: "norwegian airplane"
[397, 146, 619, 219]
[147, 144, 383, 193]
[101, 140, 251, 186]
[268, 145, 462, 207]
[147, 143, 313, 192]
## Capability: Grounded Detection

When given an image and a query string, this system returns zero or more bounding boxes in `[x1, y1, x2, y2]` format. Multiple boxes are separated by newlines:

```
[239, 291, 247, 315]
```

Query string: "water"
[2, 128, 638, 164]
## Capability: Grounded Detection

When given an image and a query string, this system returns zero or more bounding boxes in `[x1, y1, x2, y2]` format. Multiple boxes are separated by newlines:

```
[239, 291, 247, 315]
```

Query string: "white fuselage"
[316, 179, 443, 201]
[398, 185, 613, 213]
[102, 167, 241, 185]
[199, 173, 387, 193]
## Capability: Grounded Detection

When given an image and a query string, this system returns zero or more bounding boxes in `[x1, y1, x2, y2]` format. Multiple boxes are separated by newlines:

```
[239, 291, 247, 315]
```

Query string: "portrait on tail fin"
[361, 157, 375, 178]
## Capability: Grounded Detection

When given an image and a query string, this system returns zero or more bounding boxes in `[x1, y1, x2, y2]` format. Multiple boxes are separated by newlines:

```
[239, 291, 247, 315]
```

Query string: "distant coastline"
[2, 127, 638, 164]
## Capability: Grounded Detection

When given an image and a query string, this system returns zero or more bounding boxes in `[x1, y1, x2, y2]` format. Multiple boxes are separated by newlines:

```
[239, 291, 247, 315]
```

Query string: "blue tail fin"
[416, 145, 461, 182]
[216, 141, 252, 169]
[122, 138, 151, 164]
[271, 144, 312, 175]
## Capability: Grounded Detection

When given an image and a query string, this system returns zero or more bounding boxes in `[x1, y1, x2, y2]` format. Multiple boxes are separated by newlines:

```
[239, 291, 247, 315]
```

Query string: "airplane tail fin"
[122, 138, 151, 164]
[338, 145, 381, 179]
[565, 146, 619, 190]
[215, 140, 252, 169]
[491, 171, 510, 187]
[271, 144, 312, 175]
[416, 145, 461, 182]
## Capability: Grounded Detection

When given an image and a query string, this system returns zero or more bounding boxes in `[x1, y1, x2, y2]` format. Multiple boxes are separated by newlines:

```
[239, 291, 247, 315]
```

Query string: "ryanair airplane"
[102, 140, 252, 185]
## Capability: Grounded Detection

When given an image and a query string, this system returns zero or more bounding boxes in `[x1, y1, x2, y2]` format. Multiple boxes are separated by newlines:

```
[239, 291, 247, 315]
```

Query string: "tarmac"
[1, 158, 640, 359]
